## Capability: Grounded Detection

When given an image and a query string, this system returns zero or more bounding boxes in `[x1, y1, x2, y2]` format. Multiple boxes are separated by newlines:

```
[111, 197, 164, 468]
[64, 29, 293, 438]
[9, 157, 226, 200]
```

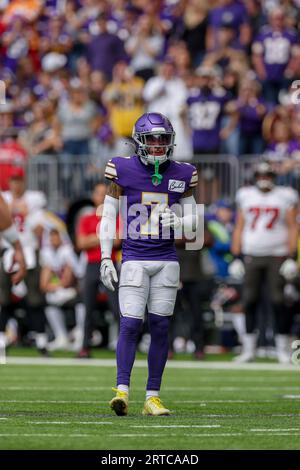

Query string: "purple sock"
[116, 316, 143, 387]
[147, 313, 170, 391]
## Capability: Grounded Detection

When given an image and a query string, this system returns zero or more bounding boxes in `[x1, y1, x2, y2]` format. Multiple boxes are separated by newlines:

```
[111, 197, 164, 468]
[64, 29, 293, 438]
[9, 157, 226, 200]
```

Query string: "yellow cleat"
[109, 387, 129, 416]
[142, 396, 170, 416]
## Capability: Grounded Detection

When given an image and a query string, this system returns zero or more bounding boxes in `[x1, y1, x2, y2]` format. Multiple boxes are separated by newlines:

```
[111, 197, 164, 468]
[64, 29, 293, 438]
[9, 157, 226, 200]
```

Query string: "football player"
[0, 168, 48, 354]
[0, 191, 26, 285]
[100, 112, 199, 416]
[231, 161, 299, 363]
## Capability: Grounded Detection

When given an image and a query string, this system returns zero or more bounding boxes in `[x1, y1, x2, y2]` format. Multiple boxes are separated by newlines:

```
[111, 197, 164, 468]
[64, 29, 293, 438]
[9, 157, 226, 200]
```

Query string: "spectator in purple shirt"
[87, 12, 128, 80]
[39, 14, 73, 56]
[202, 22, 248, 73]
[185, 66, 234, 155]
[228, 78, 269, 155]
[252, 7, 300, 104]
[206, 0, 251, 50]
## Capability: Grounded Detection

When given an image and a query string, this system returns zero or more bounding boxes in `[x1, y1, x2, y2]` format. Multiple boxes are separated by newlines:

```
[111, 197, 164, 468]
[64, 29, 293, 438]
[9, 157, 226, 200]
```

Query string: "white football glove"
[228, 259, 245, 281]
[279, 259, 299, 281]
[160, 207, 182, 230]
[100, 259, 118, 291]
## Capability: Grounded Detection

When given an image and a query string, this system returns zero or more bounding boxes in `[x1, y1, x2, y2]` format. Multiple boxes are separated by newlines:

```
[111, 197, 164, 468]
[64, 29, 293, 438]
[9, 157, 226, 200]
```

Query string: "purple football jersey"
[187, 88, 230, 152]
[253, 27, 299, 81]
[208, 1, 248, 48]
[237, 98, 269, 135]
[105, 155, 197, 262]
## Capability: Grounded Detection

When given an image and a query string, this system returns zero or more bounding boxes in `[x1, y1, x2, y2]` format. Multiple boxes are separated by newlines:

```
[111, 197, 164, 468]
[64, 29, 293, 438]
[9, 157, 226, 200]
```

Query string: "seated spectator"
[40, 227, 84, 351]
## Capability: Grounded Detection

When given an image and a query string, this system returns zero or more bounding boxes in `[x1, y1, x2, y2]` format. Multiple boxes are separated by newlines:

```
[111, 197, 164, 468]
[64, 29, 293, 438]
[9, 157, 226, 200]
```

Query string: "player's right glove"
[279, 259, 299, 281]
[100, 259, 118, 291]
[228, 258, 245, 281]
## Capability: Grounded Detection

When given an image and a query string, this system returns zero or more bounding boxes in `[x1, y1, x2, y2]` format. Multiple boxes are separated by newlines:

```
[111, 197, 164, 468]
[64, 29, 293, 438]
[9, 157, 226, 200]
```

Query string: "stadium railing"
[2, 153, 300, 212]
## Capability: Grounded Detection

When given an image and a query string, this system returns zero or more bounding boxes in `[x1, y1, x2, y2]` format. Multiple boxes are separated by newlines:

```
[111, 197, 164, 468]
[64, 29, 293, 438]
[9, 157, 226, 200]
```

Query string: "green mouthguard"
[151, 160, 163, 185]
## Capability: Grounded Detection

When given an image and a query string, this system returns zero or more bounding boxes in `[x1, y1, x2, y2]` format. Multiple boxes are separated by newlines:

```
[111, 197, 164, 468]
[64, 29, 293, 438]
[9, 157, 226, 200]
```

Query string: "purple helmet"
[132, 112, 176, 164]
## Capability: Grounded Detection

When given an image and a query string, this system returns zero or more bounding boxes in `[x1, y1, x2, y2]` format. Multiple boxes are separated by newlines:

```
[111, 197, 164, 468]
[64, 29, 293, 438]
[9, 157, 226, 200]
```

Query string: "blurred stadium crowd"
[1, 0, 300, 358]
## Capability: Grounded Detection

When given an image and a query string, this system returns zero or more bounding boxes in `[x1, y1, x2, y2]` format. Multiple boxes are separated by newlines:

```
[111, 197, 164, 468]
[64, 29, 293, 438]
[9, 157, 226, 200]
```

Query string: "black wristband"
[233, 254, 244, 261]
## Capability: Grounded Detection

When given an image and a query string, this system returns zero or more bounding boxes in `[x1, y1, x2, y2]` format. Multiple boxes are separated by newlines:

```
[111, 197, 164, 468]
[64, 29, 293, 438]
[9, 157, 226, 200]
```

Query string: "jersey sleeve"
[104, 159, 119, 183]
[235, 188, 246, 209]
[189, 166, 198, 189]
[285, 188, 299, 209]
[104, 156, 130, 188]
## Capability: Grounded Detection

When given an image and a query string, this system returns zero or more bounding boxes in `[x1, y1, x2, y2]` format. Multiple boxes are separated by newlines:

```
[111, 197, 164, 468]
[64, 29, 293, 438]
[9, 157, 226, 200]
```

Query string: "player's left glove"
[279, 259, 299, 281]
[160, 207, 182, 230]
[100, 259, 118, 291]
[228, 259, 245, 281]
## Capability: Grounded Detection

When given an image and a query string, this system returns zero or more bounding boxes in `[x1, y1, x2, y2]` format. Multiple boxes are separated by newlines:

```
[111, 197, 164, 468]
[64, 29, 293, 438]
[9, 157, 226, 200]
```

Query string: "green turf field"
[0, 357, 300, 450]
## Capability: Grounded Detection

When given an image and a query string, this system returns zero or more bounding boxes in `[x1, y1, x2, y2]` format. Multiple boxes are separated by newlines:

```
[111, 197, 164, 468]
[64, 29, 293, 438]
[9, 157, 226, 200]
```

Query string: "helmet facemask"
[254, 161, 276, 192]
[256, 176, 275, 191]
[133, 130, 176, 165]
[132, 113, 176, 185]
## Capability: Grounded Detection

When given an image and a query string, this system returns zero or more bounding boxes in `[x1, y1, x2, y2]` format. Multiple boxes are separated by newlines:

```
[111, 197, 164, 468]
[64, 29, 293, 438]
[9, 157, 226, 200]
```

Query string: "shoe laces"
[149, 396, 164, 408]
[112, 387, 128, 398]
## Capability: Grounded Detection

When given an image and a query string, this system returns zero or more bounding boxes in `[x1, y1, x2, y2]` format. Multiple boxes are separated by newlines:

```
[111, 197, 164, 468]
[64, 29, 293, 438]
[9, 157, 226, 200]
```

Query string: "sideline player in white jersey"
[231, 161, 299, 363]
[0, 167, 48, 354]
[0, 192, 26, 285]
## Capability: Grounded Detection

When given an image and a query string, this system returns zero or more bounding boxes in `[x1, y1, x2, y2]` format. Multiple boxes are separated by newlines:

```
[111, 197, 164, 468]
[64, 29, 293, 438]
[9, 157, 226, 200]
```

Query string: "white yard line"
[283, 395, 300, 399]
[27, 421, 113, 426]
[27, 421, 113, 425]
[173, 400, 275, 403]
[0, 400, 104, 404]
[110, 432, 300, 438]
[130, 425, 221, 428]
[250, 428, 300, 432]
[0, 434, 93, 437]
[4, 357, 300, 371]
[109, 433, 244, 438]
